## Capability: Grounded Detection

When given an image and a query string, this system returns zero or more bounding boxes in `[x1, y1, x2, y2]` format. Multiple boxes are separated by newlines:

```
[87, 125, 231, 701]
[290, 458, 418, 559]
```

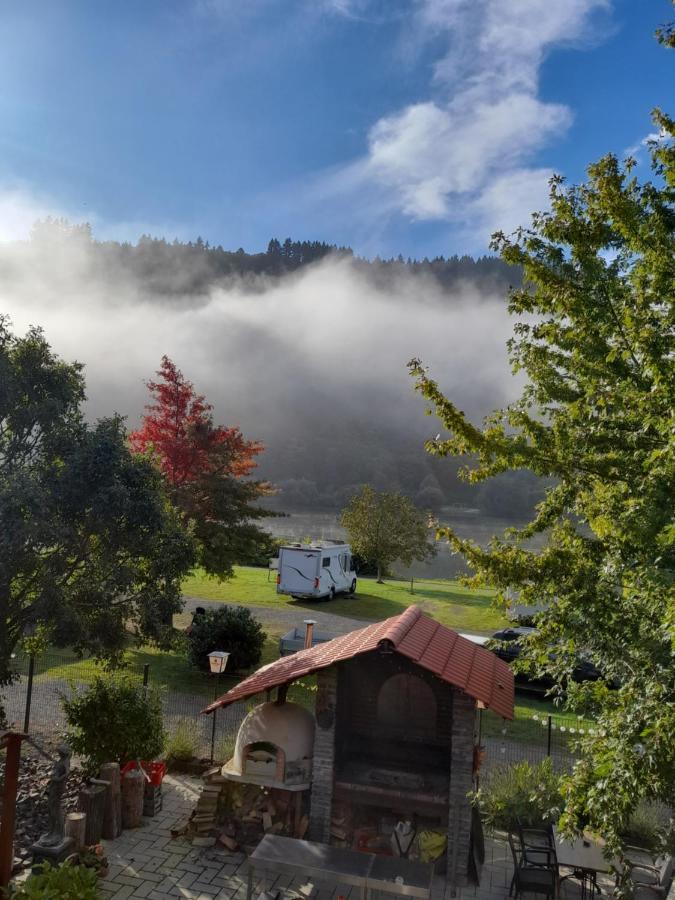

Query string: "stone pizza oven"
[223, 700, 314, 788]
[203, 605, 514, 887]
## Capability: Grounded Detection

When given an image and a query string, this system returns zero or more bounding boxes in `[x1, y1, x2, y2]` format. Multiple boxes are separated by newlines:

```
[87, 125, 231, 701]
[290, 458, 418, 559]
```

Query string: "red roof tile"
[202, 605, 514, 719]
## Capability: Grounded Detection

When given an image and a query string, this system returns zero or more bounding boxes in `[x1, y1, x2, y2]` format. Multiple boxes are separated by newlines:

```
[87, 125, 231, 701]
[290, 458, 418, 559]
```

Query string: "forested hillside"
[14, 219, 518, 298]
[0, 220, 541, 519]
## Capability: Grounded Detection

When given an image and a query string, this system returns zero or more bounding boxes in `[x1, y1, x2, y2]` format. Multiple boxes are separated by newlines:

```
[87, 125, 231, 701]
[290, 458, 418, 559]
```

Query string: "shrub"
[165, 720, 200, 768]
[62, 674, 165, 771]
[9, 860, 100, 898]
[621, 801, 673, 853]
[471, 758, 563, 833]
[186, 606, 264, 673]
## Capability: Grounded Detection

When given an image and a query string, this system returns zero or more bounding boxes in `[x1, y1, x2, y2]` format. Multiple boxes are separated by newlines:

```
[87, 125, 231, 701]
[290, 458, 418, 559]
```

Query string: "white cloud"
[317, 0, 609, 246]
[365, 93, 569, 220]
[467, 167, 554, 240]
[0, 184, 188, 247]
[623, 128, 668, 161]
[0, 188, 68, 242]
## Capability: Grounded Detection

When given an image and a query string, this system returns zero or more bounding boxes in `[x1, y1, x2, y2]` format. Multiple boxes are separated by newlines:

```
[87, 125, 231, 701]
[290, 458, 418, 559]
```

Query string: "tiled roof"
[202, 605, 514, 719]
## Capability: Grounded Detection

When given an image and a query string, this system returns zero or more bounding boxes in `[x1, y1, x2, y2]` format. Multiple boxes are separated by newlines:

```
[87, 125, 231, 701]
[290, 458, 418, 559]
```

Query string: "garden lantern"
[208, 650, 230, 675]
[207, 651, 230, 763]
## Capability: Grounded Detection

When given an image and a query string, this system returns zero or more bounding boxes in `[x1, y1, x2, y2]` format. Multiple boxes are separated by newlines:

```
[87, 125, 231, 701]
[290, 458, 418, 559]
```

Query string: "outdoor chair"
[508, 833, 558, 900]
[516, 818, 557, 867]
[624, 853, 673, 900]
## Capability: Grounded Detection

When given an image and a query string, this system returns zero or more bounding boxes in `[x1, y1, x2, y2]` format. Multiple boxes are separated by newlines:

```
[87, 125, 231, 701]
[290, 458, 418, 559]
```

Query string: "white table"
[553, 827, 617, 898]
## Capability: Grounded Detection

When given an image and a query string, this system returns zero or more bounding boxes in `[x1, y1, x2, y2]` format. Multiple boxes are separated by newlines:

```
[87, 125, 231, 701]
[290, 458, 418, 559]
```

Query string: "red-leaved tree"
[130, 357, 275, 579]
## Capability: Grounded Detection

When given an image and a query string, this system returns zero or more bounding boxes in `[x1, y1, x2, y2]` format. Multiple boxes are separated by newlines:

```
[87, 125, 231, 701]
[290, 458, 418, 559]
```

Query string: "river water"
[260, 508, 540, 580]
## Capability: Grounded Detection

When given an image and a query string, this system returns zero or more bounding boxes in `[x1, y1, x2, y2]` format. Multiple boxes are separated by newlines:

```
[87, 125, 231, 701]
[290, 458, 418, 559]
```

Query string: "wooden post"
[121, 769, 144, 829]
[78, 783, 107, 845]
[0, 732, 27, 889]
[64, 812, 87, 851]
[100, 763, 122, 839]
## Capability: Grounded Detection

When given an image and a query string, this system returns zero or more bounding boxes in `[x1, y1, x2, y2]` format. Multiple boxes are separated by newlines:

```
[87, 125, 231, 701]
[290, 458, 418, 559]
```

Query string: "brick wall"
[447, 688, 476, 886]
[308, 666, 337, 842]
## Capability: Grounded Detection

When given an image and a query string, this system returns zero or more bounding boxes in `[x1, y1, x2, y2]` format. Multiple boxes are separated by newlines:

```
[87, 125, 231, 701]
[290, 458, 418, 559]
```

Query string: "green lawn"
[182, 565, 508, 634]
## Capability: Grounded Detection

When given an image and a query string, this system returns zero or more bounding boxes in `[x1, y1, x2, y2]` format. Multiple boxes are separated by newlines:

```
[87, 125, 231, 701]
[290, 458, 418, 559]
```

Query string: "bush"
[9, 860, 100, 898]
[62, 674, 165, 772]
[471, 758, 563, 833]
[621, 801, 673, 853]
[165, 720, 200, 768]
[186, 606, 264, 673]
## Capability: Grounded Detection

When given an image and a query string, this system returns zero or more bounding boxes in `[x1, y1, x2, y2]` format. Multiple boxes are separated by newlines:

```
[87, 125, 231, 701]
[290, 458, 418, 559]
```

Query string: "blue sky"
[0, 0, 671, 258]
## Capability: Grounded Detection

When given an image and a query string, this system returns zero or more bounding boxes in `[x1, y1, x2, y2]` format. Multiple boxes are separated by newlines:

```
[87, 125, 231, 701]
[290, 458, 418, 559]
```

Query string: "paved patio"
[97, 775, 608, 900]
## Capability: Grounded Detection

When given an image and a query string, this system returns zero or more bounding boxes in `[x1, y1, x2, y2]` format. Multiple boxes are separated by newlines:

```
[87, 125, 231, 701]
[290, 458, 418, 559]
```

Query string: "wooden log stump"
[121, 769, 144, 829]
[65, 812, 87, 851]
[100, 763, 122, 840]
[78, 784, 106, 845]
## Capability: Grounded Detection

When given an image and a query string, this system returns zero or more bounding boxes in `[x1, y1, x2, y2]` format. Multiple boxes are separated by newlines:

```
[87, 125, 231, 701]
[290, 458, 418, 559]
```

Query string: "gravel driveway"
[182, 596, 368, 636]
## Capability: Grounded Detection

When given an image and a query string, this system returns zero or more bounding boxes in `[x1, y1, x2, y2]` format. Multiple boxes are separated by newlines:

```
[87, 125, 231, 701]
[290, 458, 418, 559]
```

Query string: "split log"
[121, 768, 145, 829]
[78, 784, 106, 845]
[65, 812, 87, 850]
[100, 764, 122, 839]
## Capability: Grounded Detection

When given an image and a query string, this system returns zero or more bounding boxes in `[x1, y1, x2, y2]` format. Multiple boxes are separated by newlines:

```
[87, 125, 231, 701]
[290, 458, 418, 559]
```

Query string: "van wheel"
[350, 580, 357, 594]
[329, 587, 335, 601]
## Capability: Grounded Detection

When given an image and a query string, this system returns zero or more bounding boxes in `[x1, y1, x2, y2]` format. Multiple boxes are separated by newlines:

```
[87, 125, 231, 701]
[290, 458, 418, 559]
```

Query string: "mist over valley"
[0, 226, 544, 545]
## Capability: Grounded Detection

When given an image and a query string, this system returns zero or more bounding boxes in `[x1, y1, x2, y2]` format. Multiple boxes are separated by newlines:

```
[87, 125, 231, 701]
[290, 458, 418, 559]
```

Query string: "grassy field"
[182, 565, 508, 634]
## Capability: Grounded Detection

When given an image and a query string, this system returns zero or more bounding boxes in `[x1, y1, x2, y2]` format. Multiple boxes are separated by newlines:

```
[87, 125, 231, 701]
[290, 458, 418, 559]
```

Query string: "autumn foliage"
[130, 357, 272, 579]
[129, 356, 261, 485]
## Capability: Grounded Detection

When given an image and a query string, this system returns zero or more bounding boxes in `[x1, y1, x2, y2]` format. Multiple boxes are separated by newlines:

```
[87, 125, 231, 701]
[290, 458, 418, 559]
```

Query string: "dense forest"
[18, 218, 518, 298]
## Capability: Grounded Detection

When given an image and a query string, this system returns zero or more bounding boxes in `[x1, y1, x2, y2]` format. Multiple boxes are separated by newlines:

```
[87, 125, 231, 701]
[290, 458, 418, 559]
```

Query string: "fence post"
[23, 654, 35, 735]
[547, 715, 552, 757]
[410, 577, 414, 595]
[476, 707, 483, 789]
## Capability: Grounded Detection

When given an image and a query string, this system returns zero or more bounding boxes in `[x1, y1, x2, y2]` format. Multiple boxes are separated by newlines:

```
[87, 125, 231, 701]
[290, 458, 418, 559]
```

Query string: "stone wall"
[447, 688, 476, 886]
[308, 666, 337, 842]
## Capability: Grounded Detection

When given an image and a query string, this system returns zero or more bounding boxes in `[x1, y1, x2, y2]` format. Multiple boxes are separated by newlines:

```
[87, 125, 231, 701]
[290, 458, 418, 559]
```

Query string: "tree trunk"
[78, 784, 106, 845]
[376, 563, 384, 584]
[100, 763, 122, 839]
[64, 812, 86, 850]
[121, 769, 145, 829]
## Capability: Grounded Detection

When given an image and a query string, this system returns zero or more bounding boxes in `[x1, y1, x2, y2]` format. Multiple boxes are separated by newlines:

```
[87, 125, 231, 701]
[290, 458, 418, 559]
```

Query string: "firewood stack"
[329, 801, 352, 848]
[170, 767, 309, 850]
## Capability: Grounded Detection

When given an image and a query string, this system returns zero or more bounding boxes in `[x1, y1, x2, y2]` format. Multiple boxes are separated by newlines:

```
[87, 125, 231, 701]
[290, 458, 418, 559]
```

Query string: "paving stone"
[112, 886, 138, 900]
[130, 886, 156, 899]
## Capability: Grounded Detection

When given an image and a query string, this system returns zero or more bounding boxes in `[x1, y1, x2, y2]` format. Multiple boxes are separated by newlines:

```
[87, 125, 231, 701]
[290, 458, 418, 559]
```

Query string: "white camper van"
[276, 541, 357, 600]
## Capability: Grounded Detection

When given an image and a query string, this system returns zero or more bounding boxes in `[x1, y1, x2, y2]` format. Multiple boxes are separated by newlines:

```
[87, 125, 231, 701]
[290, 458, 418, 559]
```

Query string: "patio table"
[553, 826, 617, 898]
[246, 834, 373, 900]
[245, 834, 435, 900]
[367, 855, 435, 898]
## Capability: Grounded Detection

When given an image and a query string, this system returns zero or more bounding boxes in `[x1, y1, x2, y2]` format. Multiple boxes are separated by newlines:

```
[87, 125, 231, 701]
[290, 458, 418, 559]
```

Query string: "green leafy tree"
[0, 320, 196, 722]
[62, 675, 165, 771]
[340, 485, 436, 583]
[408, 106, 674, 850]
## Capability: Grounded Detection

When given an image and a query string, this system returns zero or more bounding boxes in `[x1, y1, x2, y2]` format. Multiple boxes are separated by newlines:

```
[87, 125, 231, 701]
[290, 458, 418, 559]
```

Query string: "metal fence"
[2, 647, 592, 772]
[2, 648, 253, 763]
[478, 705, 594, 775]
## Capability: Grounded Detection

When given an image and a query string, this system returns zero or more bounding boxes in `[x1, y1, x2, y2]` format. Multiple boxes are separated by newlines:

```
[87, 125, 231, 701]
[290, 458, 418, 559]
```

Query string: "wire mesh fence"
[3, 646, 593, 772]
[478, 705, 594, 774]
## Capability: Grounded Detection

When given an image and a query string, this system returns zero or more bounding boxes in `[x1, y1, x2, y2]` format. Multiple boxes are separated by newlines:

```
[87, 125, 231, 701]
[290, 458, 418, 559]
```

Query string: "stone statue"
[38, 744, 71, 847]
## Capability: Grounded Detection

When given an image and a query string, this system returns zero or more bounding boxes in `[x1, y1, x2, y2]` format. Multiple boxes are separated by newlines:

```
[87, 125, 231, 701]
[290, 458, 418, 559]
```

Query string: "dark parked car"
[488, 626, 602, 685]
